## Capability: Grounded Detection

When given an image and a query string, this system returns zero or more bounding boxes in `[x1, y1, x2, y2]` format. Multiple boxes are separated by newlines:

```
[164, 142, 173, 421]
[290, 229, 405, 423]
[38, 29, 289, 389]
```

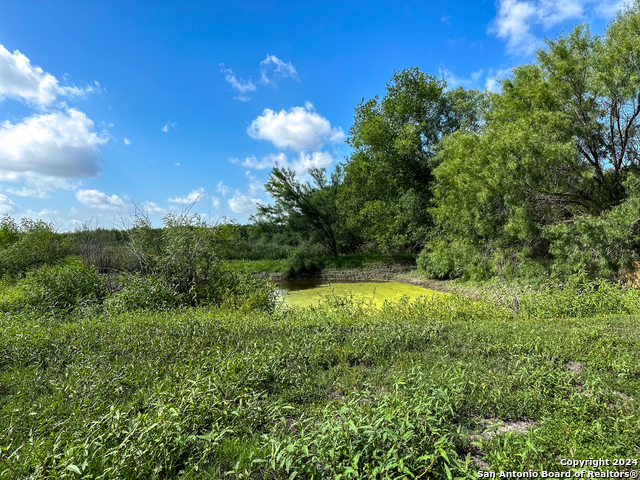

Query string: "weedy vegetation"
[5, 5, 640, 476]
[1, 281, 639, 478]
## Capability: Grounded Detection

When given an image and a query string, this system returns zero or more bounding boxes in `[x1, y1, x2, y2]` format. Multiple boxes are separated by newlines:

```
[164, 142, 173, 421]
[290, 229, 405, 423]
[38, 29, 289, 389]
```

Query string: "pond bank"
[267, 264, 453, 295]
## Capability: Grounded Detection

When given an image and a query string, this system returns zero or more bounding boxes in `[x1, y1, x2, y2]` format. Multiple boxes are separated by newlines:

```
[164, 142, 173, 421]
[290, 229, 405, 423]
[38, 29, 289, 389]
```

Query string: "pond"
[275, 279, 443, 308]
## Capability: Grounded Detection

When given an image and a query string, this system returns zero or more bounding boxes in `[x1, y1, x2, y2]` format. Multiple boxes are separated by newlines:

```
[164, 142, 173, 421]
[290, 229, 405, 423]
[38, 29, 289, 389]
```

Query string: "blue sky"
[0, 0, 626, 229]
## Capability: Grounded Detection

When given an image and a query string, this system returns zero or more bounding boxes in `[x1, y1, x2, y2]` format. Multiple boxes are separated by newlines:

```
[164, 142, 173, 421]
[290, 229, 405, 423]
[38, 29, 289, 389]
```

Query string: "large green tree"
[340, 67, 487, 251]
[430, 3, 640, 278]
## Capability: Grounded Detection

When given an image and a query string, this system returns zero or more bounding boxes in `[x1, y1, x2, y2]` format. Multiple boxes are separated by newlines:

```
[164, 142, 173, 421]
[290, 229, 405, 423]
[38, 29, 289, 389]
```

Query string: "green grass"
[224, 254, 416, 276]
[1, 294, 639, 478]
[282, 281, 443, 307]
[224, 258, 286, 274]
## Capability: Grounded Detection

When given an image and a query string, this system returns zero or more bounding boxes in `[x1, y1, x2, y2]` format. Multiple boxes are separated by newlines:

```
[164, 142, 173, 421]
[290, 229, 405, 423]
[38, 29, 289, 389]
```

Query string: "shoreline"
[265, 264, 453, 295]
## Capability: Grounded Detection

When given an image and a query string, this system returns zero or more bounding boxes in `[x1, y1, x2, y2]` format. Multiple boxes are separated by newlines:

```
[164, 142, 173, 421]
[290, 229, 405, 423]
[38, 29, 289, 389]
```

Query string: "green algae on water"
[282, 281, 444, 308]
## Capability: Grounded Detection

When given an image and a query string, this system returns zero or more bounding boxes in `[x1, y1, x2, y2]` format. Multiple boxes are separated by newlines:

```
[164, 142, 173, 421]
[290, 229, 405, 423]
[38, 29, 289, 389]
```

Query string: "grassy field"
[1, 293, 639, 478]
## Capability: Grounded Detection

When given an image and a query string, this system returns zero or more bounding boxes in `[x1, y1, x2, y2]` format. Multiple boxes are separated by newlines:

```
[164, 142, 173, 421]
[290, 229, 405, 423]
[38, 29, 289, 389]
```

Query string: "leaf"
[66, 465, 82, 474]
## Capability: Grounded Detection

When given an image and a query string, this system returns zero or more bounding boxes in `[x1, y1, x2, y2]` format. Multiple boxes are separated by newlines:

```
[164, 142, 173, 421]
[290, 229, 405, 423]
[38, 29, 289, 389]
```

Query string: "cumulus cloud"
[220, 63, 256, 101]
[0, 194, 17, 214]
[25, 207, 59, 219]
[232, 151, 334, 176]
[139, 201, 166, 215]
[489, 0, 627, 55]
[247, 102, 345, 151]
[229, 152, 286, 170]
[259, 55, 299, 85]
[162, 122, 176, 133]
[217, 181, 231, 197]
[288, 151, 334, 174]
[76, 189, 124, 209]
[123, 137, 130, 145]
[246, 171, 265, 196]
[0, 108, 106, 179]
[167, 187, 205, 204]
[595, 0, 628, 16]
[228, 192, 261, 214]
[0, 172, 78, 199]
[0, 44, 97, 107]
[211, 196, 221, 209]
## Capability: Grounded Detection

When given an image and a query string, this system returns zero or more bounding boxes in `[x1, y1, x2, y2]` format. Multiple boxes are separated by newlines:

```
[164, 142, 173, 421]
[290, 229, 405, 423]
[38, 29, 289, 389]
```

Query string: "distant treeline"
[0, 213, 276, 315]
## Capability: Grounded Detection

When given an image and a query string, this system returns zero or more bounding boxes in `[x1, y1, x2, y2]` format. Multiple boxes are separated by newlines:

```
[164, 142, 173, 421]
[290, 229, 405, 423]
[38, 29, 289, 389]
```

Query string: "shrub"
[104, 275, 179, 314]
[544, 177, 640, 280]
[216, 269, 278, 312]
[417, 241, 479, 279]
[283, 242, 326, 277]
[0, 218, 73, 278]
[15, 261, 107, 313]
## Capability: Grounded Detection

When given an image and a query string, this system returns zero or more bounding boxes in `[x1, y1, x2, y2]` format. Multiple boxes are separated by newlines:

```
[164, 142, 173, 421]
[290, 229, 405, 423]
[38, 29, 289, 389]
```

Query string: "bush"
[283, 242, 326, 277]
[543, 176, 640, 280]
[417, 241, 477, 279]
[0, 217, 73, 278]
[215, 269, 278, 312]
[104, 275, 179, 314]
[14, 261, 107, 313]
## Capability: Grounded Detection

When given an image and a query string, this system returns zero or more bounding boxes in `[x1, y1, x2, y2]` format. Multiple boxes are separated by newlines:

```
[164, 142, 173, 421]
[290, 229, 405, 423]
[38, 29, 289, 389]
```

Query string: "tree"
[340, 67, 488, 251]
[429, 3, 640, 278]
[253, 166, 346, 256]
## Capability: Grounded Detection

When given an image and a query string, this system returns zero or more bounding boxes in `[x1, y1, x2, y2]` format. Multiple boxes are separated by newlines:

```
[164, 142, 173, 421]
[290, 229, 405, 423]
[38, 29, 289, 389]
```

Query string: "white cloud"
[0, 44, 97, 107]
[0, 172, 78, 199]
[140, 201, 166, 215]
[288, 151, 334, 174]
[489, 0, 547, 54]
[441, 15, 452, 24]
[167, 187, 205, 204]
[211, 196, 221, 209]
[228, 192, 261, 214]
[438, 67, 482, 88]
[233, 151, 334, 177]
[123, 137, 130, 145]
[217, 181, 231, 197]
[0, 194, 17, 214]
[595, 0, 628, 16]
[489, 0, 626, 55]
[25, 207, 59, 218]
[247, 102, 345, 151]
[175, 162, 181, 167]
[0, 108, 107, 179]
[162, 122, 176, 133]
[246, 171, 265, 196]
[230, 152, 286, 170]
[220, 63, 256, 101]
[259, 54, 299, 85]
[485, 68, 513, 92]
[471, 69, 484, 82]
[76, 189, 124, 210]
